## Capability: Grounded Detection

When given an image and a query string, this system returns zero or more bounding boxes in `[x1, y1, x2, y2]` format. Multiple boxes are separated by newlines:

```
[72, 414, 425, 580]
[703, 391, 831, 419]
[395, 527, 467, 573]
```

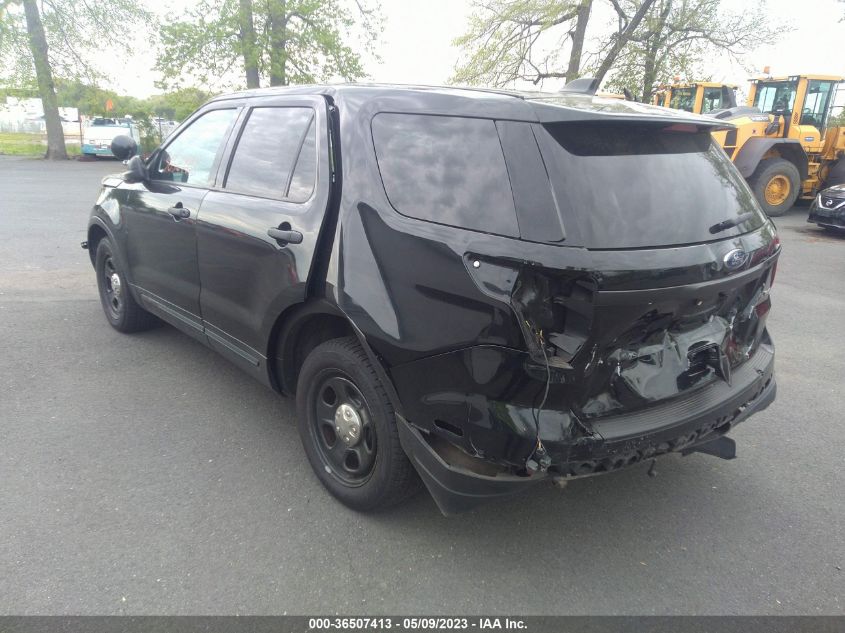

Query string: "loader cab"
[656, 83, 737, 114]
[749, 75, 840, 140]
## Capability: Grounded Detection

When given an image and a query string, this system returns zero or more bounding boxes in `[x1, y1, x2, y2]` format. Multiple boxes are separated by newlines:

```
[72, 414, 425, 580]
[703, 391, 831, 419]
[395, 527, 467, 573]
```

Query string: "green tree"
[146, 88, 214, 122]
[603, 0, 782, 103]
[452, 0, 656, 87]
[54, 79, 117, 116]
[0, 0, 152, 159]
[155, 0, 382, 91]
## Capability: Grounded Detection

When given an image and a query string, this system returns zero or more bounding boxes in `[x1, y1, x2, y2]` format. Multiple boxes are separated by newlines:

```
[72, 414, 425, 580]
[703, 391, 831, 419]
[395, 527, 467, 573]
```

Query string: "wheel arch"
[734, 138, 808, 180]
[267, 300, 405, 416]
[86, 218, 135, 291]
[86, 221, 110, 267]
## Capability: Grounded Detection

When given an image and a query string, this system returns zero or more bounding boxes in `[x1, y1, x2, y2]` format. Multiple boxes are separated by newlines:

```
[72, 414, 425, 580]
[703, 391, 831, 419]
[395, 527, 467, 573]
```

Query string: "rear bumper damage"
[397, 341, 775, 515]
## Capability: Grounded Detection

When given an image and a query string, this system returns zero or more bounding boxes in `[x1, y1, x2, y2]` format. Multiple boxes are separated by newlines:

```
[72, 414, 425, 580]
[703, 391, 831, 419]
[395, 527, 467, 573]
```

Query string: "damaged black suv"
[86, 83, 779, 515]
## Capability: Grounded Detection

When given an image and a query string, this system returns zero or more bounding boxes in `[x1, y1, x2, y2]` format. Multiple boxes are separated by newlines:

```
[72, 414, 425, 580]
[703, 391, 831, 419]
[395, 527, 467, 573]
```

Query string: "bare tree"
[591, 0, 659, 84]
[604, 0, 783, 102]
[452, 0, 656, 88]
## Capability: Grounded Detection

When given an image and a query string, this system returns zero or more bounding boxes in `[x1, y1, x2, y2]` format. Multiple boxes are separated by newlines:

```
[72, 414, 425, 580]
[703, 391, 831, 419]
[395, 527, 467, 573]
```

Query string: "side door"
[122, 106, 239, 338]
[195, 96, 332, 371]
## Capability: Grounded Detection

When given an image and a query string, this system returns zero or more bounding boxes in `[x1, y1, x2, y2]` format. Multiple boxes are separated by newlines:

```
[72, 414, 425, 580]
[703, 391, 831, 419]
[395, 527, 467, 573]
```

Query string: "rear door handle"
[168, 203, 190, 219]
[267, 227, 303, 244]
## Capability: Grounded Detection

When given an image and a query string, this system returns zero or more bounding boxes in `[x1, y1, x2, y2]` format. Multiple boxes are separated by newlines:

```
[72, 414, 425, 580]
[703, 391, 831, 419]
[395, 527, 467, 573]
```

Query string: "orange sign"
[105, 99, 114, 112]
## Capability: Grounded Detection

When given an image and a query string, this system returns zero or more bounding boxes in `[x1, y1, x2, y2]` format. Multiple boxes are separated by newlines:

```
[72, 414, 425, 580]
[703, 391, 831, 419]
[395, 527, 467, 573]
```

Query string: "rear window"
[536, 123, 766, 249]
[371, 113, 519, 237]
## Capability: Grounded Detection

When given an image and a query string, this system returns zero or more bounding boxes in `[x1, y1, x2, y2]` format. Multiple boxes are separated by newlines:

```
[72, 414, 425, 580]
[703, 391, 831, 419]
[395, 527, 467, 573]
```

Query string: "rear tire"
[95, 238, 158, 333]
[747, 157, 801, 217]
[295, 337, 420, 511]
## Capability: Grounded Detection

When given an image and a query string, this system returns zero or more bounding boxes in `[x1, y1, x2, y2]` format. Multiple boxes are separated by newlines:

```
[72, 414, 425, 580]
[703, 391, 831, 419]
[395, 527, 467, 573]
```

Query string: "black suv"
[85, 84, 779, 515]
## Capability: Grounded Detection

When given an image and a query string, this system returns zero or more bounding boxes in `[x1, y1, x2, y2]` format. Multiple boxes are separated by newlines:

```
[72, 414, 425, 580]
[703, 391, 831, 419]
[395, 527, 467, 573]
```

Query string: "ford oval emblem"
[723, 248, 748, 271]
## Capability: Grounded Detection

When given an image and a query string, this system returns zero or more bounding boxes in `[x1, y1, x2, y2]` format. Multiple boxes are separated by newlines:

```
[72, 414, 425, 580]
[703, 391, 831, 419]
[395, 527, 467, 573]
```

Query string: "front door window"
[151, 109, 238, 186]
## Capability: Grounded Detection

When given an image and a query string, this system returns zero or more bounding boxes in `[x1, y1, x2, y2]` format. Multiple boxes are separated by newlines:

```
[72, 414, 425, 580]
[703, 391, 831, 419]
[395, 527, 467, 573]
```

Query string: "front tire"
[295, 337, 420, 511]
[748, 157, 801, 217]
[95, 238, 158, 333]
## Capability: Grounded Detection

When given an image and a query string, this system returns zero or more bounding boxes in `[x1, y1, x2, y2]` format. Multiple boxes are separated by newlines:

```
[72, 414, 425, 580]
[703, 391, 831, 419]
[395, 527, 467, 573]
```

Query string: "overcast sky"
[118, 0, 845, 98]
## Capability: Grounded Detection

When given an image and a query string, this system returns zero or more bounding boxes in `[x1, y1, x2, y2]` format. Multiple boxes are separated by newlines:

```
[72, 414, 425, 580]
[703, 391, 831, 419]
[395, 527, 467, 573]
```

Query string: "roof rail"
[559, 77, 600, 95]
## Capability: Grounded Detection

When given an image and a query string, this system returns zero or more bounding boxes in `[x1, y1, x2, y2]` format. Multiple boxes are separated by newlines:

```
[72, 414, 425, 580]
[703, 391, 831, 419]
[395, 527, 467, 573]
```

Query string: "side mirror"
[123, 155, 148, 183]
[110, 135, 138, 161]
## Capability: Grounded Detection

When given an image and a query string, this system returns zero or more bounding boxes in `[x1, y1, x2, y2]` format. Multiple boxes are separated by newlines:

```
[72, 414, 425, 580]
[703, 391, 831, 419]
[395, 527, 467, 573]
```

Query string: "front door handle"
[168, 203, 190, 220]
[267, 227, 303, 245]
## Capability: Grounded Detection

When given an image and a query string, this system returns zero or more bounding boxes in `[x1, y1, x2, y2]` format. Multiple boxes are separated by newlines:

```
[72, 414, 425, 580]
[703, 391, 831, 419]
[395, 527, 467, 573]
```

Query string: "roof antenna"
[559, 77, 600, 95]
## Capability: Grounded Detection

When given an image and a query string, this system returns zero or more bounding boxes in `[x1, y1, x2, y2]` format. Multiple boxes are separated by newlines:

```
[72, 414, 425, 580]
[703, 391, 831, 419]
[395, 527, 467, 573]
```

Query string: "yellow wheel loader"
[657, 75, 845, 217]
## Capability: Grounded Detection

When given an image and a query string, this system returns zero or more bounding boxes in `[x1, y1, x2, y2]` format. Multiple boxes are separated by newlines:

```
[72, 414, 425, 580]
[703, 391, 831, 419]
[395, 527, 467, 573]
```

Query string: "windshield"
[535, 123, 767, 249]
[753, 80, 797, 114]
[669, 88, 695, 112]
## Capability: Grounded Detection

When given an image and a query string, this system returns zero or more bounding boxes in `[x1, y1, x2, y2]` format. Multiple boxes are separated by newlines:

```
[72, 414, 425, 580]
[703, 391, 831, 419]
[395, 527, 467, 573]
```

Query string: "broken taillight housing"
[769, 235, 780, 286]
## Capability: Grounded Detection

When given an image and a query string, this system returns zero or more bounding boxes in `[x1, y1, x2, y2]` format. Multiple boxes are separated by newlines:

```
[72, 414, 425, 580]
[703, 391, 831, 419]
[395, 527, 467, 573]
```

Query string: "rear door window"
[371, 113, 519, 237]
[225, 107, 316, 201]
[535, 122, 766, 249]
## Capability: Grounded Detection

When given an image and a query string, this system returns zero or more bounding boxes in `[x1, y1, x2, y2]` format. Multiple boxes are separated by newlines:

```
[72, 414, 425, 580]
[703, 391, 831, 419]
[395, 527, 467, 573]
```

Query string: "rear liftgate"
[397, 246, 777, 515]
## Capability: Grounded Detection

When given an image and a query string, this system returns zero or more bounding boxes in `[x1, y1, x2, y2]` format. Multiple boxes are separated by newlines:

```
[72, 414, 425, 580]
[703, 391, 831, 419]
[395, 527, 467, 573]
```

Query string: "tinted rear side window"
[371, 113, 519, 237]
[225, 107, 315, 201]
[536, 123, 766, 249]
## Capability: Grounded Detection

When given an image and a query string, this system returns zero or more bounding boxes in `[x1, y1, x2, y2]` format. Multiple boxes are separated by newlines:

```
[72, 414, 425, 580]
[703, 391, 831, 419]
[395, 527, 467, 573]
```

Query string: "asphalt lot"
[0, 154, 843, 615]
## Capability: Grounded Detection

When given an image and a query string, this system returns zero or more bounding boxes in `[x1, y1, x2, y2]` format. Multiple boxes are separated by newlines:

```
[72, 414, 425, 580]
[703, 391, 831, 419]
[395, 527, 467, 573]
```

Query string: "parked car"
[82, 118, 141, 157]
[808, 184, 845, 231]
[84, 84, 779, 515]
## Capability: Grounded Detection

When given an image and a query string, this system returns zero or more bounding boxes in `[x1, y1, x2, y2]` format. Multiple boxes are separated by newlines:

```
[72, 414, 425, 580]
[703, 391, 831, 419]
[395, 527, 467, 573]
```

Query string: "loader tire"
[748, 158, 801, 217]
